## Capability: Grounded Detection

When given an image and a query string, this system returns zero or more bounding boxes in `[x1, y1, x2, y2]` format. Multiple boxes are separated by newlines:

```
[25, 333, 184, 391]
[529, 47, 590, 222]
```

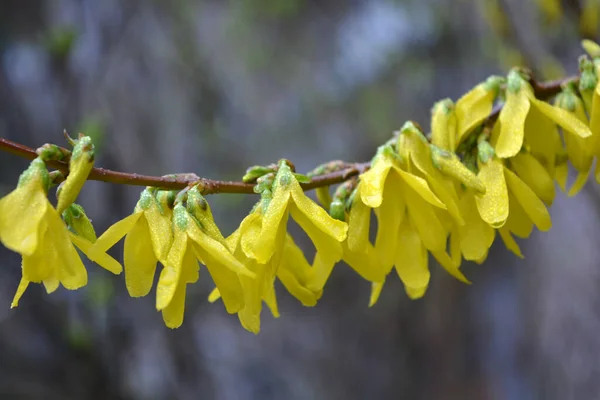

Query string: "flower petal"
[496, 89, 530, 158]
[360, 157, 393, 208]
[509, 153, 555, 205]
[475, 159, 509, 228]
[374, 174, 405, 271]
[92, 212, 142, 252]
[156, 229, 187, 310]
[530, 97, 592, 138]
[71, 232, 123, 275]
[458, 192, 495, 261]
[193, 243, 244, 314]
[0, 178, 49, 256]
[123, 216, 159, 297]
[290, 180, 348, 243]
[504, 167, 552, 232]
[347, 185, 371, 252]
[46, 208, 87, 290]
[394, 219, 430, 297]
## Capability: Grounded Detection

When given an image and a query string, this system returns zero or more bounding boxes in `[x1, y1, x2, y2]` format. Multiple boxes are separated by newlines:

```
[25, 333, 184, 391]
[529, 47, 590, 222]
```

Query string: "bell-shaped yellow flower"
[91, 189, 173, 297]
[2, 158, 121, 307]
[156, 204, 253, 328]
[213, 209, 280, 334]
[246, 160, 348, 266]
[360, 145, 469, 306]
[495, 69, 591, 159]
[56, 135, 95, 214]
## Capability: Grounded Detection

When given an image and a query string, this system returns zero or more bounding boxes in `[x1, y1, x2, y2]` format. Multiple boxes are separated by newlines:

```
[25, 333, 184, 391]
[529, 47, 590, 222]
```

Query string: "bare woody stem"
[0, 74, 577, 194]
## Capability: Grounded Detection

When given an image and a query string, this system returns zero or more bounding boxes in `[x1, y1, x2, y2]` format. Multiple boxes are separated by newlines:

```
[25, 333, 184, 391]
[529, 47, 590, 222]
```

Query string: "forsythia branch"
[0, 137, 369, 193]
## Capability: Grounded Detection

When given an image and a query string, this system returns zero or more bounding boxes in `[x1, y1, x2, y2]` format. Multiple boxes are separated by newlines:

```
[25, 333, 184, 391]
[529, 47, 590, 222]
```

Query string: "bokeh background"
[0, 0, 599, 399]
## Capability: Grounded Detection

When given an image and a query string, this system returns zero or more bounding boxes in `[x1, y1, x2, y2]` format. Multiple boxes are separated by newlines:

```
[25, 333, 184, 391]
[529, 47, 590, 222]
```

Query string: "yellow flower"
[455, 76, 503, 144]
[475, 152, 552, 258]
[1, 158, 121, 308]
[157, 204, 253, 328]
[92, 189, 173, 297]
[212, 199, 323, 334]
[56, 135, 95, 214]
[246, 160, 348, 266]
[360, 144, 469, 305]
[494, 69, 591, 159]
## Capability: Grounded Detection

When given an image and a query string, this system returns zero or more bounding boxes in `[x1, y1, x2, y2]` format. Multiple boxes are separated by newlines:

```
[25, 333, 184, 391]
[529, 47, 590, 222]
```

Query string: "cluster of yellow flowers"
[1, 42, 600, 333]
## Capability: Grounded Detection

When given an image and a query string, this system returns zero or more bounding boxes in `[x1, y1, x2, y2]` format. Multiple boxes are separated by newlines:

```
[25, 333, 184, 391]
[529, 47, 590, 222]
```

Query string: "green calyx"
[507, 69, 527, 94]
[477, 140, 496, 164]
[138, 189, 154, 210]
[173, 204, 189, 231]
[63, 203, 97, 242]
[71, 135, 95, 163]
[483, 75, 506, 94]
[554, 90, 577, 112]
[17, 157, 50, 191]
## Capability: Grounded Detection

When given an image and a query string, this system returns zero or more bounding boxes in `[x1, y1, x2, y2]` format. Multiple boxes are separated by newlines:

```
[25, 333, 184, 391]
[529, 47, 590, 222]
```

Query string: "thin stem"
[0, 74, 577, 194]
[0, 137, 369, 193]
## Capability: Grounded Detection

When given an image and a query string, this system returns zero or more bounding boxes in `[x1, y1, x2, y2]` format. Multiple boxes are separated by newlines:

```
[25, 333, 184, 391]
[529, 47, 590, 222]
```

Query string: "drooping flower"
[552, 88, 593, 196]
[157, 203, 253, 328]
[211, 197, 324, 334]
[91, 188, 173, 297]
[1, 158, 122, 307]
[494, 69, 591, 159]
[359, 143, 469, 305]
[245, 160, 348, 267]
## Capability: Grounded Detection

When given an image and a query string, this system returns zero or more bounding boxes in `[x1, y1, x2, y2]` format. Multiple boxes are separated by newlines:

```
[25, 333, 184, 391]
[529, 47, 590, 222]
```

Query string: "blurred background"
[0, 0, 599, 399]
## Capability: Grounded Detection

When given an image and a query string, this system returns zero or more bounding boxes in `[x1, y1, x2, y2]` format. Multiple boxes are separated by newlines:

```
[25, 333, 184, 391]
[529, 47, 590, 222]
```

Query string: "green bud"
[328, 179, 357, 222]
[253, 172, 276, 194]
[477, 140, 496, 164]
[306, 160, 347, 177]
[63, 203, 97, 242]
[36, 143, 70, 162]
[329, 199, 346, 222]
[243, 165, 276, 183]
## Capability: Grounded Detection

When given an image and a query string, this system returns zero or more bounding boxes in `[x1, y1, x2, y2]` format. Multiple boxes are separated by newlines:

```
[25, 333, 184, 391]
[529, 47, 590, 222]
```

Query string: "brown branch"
[0, 137, 369, 194]
[0, 74, 577, 195]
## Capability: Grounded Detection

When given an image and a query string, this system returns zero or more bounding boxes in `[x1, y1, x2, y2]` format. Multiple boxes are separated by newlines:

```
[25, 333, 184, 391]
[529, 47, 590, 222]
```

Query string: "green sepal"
[63, 203, 97, 242]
